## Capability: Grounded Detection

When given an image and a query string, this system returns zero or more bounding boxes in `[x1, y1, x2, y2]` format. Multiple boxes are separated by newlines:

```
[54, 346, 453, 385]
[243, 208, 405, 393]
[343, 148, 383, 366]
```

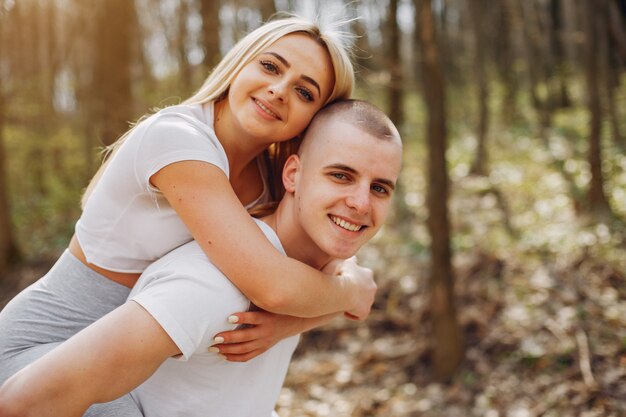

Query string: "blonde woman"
[0, 14, 376, 406]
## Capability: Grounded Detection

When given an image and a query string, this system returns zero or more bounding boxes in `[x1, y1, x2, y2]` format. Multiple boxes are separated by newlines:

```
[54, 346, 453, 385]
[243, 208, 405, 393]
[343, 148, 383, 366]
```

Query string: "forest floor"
[275, 224, 626, 417]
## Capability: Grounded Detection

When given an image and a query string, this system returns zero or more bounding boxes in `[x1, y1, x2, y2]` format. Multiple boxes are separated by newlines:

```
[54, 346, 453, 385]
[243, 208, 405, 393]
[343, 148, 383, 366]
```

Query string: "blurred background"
[1, 0, 626, 415]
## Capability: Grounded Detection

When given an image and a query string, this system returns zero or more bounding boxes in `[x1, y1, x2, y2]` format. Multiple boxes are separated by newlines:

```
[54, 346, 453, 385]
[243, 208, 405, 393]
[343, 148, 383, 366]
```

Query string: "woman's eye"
[296, 87, 314, 102]
[260, 60, 278, 73]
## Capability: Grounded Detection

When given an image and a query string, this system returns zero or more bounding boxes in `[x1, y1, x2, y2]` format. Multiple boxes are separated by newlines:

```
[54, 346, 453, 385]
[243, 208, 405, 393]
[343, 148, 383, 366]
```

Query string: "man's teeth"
[255, 99, 279, 119]
[330, 216, 362, 232]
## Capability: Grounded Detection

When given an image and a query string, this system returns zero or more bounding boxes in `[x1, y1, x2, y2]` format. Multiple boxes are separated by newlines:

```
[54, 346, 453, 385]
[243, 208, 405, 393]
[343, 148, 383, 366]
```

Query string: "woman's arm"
[151, 161, 377, 319]
[211, 310, 339, 362]
[210, 257, 368, 362]
[0, 302, 178, 417]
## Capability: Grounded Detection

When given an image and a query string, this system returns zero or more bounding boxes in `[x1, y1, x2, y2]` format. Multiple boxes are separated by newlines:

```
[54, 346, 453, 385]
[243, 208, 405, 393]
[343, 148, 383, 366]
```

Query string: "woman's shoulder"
[141, 102, 218, 142]
[153, 102, 213, 127]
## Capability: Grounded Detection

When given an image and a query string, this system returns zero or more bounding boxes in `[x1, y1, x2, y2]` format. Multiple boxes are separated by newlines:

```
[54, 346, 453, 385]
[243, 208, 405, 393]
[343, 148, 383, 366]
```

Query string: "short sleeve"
[130, 256, 250, 360]
[134, 113, 229, 192]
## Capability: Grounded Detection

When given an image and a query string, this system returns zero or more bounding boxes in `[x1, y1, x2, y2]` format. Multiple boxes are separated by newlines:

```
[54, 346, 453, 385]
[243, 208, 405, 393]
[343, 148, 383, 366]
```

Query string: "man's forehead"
[304, 128, 401, 179]
[303, 118, 400, 156]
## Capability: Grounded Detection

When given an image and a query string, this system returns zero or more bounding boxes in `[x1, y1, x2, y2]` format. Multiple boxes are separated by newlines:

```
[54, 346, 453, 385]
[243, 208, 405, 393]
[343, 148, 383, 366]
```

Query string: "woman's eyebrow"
[262, 52, 322, 97]
[265, 52, 290, 68]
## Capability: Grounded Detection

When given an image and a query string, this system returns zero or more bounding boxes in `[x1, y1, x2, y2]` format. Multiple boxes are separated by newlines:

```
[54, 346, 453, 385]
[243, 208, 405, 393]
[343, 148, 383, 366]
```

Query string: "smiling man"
[0, 99, 403, 417]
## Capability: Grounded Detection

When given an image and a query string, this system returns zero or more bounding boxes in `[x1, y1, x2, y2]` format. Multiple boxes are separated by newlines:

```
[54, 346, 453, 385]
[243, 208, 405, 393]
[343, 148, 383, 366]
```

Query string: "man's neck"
[260, 209, 331, 271]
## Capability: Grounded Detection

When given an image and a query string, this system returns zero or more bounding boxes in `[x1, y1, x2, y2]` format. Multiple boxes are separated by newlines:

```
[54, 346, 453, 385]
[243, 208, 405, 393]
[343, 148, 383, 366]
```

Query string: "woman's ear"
[282, 154, 300, 193]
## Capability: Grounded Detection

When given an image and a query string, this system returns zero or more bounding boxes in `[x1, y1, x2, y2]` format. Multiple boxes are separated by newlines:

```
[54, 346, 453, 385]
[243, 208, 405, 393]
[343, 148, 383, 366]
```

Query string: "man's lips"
[329, 215, 366, 232]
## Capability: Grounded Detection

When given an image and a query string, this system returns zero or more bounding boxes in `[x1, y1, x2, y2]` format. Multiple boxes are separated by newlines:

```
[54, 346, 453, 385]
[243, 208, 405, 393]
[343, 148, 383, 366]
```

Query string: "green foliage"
[6, 124, 86, 260]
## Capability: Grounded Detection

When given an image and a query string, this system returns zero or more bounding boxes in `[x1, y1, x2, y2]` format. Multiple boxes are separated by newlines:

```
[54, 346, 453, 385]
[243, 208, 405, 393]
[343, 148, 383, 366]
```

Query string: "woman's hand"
[325, 257, 377, 320]
[211, 310, 338, 362]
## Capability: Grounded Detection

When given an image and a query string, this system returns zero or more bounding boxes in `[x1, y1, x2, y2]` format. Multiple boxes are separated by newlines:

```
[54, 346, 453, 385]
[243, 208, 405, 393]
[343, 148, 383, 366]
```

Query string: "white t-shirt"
[75, 102, 268, 273]
[129, 219, 299, 417]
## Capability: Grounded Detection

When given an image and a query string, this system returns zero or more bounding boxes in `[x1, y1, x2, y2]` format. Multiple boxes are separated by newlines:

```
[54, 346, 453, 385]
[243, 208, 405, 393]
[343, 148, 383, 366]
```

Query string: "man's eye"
[372, 184, 388, 194]
[332, 173, 347, 180]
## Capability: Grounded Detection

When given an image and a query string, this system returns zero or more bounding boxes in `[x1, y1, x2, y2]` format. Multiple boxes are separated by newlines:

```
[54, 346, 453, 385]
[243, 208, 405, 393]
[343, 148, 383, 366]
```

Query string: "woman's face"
[225, 33, 335, 144]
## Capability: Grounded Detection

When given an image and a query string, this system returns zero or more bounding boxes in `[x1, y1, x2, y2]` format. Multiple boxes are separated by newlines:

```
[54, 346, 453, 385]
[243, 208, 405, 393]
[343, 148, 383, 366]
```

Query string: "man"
[0, 99, 403, 417]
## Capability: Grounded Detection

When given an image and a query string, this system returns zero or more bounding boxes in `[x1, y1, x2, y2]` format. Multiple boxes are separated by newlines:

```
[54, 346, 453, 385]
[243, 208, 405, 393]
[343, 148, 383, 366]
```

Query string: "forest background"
[1, 0, 625, 416]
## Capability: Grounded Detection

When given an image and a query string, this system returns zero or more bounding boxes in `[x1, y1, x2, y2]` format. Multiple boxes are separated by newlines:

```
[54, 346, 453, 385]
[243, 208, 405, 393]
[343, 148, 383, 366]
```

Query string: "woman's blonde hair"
[81, 14, 355, 207]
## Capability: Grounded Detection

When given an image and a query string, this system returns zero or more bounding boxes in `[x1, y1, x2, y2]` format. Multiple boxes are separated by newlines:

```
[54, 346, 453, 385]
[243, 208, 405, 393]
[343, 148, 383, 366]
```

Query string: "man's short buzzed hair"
[301, 99, 402, 150]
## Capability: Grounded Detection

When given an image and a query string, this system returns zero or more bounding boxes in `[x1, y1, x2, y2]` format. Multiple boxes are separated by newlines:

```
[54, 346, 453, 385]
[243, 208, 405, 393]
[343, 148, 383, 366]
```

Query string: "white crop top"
[75, 102, 269, 273]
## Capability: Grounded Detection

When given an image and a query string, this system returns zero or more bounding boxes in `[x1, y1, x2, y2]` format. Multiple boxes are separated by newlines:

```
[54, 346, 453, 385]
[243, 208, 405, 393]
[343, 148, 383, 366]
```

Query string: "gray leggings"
[0, 250, 142, 416]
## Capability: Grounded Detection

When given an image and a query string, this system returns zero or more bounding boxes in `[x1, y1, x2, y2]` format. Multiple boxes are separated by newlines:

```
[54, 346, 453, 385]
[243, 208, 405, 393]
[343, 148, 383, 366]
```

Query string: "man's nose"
[346, 186, 371, 214]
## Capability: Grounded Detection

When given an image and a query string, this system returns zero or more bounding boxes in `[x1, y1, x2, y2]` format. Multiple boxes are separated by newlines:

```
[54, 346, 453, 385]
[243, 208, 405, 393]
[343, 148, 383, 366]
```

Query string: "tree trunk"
[177, 0, 193, 94]
[584, 0, 612, 216]
[258, 0, 276, 22]
[518, 0, 551, 130]
[496, 0, 520, 125]
[606, 0, 625, 148]
[551, 0, 572, 108]
[469, 0, 489, 176]
[0, 34, 21, 276]
[415, 0, 464, 381]
[200, 0, 221, 70]
[92, 0, 135, 146]
[387, 0, 403, 127]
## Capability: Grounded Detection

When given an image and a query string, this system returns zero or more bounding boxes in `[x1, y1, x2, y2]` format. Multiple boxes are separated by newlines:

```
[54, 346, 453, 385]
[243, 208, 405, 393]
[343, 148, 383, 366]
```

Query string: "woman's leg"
[84, 395, 143, 417]
[0, 250, 130, 384]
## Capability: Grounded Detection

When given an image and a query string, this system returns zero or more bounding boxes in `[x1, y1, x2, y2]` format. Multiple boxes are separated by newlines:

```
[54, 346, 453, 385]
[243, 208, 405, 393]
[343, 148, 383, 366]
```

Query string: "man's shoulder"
[131, 240, 247, 306]
[150, 241, 208, 270]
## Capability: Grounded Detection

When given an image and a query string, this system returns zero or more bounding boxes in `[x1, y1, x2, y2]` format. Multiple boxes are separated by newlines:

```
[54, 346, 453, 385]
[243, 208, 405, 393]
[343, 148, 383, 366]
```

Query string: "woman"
[0, 14, 376, 395]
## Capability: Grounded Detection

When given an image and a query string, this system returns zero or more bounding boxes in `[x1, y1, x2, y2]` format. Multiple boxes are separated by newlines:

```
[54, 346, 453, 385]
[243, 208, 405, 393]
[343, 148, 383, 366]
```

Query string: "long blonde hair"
[81, 14, 355, 207]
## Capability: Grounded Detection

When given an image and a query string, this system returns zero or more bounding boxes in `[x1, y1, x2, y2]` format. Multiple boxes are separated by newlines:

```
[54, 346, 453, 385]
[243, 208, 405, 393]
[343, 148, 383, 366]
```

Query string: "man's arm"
[0, 302, 179, 417]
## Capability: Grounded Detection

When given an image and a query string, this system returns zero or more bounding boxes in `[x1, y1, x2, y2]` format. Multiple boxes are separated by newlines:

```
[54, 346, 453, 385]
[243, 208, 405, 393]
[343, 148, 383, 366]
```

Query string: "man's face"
[284, 118, 402, 260]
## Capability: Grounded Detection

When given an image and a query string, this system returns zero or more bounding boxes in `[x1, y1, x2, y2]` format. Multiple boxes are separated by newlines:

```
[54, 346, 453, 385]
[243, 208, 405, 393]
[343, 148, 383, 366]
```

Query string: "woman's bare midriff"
[69, 235, 140, 288]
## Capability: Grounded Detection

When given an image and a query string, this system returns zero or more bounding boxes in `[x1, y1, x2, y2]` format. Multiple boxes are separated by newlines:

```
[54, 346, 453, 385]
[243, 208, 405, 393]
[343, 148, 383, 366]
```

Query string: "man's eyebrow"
[325, 163, 396, 190]
[263, 52, 322, 97]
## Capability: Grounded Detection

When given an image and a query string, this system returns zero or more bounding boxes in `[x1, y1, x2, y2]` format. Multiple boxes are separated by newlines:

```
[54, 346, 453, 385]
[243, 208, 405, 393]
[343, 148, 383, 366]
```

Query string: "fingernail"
[218, 354, 227, 360]
[228, 315, 239, 324]
[213, 336, 225, 344]
[208, 346, 220, 354]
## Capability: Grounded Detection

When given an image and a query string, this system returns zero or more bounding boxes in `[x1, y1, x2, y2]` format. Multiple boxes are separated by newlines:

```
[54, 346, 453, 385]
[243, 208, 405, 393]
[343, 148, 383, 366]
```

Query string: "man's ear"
[282, 154, 300, 193]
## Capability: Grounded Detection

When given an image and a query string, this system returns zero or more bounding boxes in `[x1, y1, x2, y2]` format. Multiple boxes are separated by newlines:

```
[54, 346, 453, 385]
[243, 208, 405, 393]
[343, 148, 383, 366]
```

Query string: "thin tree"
[468, 0, 489, 176]
[606, 0, 625, 148]
[550, 0, 572, 109]
[258, 0, 276, 22]
[387, 0, 403, 127]
[199, 0, 221, 70]
[0, 1, 21, 277]
[584, 0, 612, 217]
[495, 0, 520, 125]
[386, 0, 413, 228]
[177, 0, 193, 94]
[415, 0, 464, 381]
[518, 0, 552, 130]
[91, 0, 135, 147]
